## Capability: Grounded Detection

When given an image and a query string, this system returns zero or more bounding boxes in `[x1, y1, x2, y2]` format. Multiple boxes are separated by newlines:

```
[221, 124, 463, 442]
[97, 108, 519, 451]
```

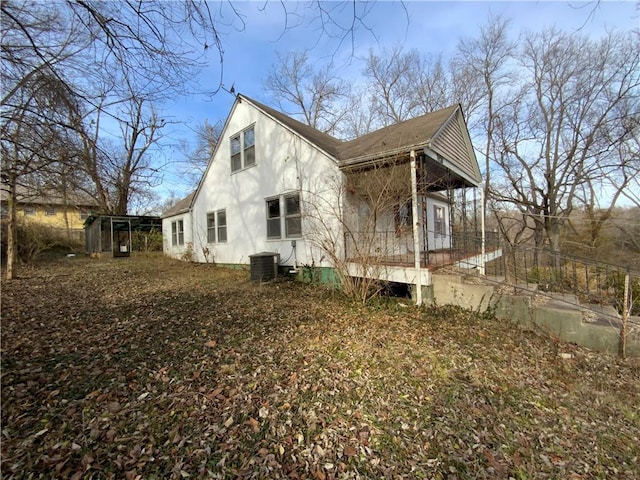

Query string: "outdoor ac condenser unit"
[249, 252, 280, 282]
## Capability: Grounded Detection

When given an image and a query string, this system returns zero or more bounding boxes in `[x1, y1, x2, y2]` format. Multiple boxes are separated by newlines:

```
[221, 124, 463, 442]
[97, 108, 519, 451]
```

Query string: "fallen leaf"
[246, 417, 260, 432]
[204, 340, 216, 348]
[343, 445, 357, 457]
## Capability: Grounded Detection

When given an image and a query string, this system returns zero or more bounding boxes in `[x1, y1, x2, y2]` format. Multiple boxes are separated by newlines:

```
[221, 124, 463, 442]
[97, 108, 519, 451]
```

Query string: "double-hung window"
[230, 125, 256, 173]
[45, 207, 56, 216]
[171, 219, 184, 246]
[266, 199, 281, 239]
[207, 210, 227, 243]
[434, 205, 446, 236]
[266, 193, 301, 239]
[284, 194, 301, 237]
[207, 213, 216, 243]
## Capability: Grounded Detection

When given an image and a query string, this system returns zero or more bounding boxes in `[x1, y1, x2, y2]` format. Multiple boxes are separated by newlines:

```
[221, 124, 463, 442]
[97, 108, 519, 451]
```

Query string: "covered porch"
[335, 104, 491, 302]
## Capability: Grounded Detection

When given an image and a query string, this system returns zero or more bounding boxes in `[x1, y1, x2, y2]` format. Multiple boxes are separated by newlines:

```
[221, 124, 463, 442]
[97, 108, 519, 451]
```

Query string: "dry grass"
[1, 254, 639, 479]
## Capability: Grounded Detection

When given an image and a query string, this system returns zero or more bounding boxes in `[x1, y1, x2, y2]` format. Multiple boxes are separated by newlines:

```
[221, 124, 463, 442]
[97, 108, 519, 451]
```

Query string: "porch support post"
[480, 187, 486, 276]
[410, 150, 422, 305]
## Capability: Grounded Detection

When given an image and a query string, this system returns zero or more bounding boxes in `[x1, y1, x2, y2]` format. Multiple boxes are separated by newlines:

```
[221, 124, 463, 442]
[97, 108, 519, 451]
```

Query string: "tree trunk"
[5, 180, 17, 280]
[533, 220, 545, 267]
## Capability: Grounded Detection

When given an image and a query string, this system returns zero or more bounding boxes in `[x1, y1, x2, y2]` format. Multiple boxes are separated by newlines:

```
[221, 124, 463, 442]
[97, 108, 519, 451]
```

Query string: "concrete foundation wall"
[431, 273, 640, 357]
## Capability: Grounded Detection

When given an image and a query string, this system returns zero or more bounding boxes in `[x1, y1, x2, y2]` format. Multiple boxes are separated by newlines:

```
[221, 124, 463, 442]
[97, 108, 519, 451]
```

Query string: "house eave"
[338, 143, 481, 189]
[339, 142, 429, 170]
[423, 147, 482, 188]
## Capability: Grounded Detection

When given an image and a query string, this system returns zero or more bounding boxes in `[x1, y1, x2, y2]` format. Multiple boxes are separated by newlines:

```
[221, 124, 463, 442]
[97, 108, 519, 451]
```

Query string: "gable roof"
[0, 185, 99, 207]
[242, 96, 342, 159]
[162, 191, 195, 218]
[241, 95, 481, 186]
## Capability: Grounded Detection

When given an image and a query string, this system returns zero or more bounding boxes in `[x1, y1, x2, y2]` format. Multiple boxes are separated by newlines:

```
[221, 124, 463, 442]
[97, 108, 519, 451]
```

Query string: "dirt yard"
[1, 254, 639, 479]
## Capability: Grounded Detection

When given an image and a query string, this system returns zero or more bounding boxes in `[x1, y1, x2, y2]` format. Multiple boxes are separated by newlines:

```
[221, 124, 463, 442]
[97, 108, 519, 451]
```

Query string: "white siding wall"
[163, 213, 193, 259]
[190, 101, 343, 268]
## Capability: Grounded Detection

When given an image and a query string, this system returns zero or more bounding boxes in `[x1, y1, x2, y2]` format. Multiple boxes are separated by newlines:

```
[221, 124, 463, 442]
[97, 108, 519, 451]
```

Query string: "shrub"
[131, 229, 163, 252]
[1, 221, 84, 264]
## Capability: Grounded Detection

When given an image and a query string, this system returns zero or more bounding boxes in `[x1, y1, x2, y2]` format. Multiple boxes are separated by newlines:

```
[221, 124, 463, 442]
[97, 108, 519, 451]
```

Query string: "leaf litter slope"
[1, 256, 638, 479]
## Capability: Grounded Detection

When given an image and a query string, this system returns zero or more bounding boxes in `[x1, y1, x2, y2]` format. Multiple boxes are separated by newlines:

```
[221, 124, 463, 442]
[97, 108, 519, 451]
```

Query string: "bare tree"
[175, 118, 224, 190]
[78, 90, 168, 215]
[492, 29, 640, 255]
[451, 15, 515, 216]
[1, 1, 88, 278]
[340, 89, 377, 139]
[360, 47, 465, 132]
[364, 46, 423, 125]
[265, 51, 350, 135]
[1, 71, 83, 279]
[304, 157, 414, 304]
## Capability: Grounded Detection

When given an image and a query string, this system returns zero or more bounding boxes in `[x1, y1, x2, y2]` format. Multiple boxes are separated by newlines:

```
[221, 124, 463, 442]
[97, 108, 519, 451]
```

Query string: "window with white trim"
[207, 209, 227, 243]
[45, 207, 56, 216]
[266, 193, 301, 239]
[79, 209, 90, 220]
[434, 205, 446, 236]
[230, 125, 256, 173]
[171, 219, 184, 246]
[284, 194, 301, 237]
[24, 206, 35, 215]
[266, 198, 281, 239]
[207, 213, 216, 243]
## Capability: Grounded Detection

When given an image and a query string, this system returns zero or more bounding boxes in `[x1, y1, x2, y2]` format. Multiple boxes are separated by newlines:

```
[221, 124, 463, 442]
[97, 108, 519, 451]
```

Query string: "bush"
[1, 221, 84, 264]
[131, 229, 163, 252]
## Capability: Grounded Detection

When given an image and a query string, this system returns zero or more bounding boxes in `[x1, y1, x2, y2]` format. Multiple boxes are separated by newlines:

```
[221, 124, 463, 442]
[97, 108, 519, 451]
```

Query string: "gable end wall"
[188, 100, 343, 267]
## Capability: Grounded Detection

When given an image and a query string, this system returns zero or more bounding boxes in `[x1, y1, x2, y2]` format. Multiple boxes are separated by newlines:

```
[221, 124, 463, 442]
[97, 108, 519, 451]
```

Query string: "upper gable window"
[230, 125, 256, 173]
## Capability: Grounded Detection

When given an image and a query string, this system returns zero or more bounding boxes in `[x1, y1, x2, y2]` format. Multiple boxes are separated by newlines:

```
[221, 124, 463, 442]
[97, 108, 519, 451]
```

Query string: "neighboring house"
[163, 94, 483, 300]
[0, 186, 99, 240]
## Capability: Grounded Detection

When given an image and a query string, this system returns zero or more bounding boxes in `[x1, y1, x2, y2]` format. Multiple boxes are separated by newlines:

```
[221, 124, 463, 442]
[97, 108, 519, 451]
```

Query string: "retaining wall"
[429, 273, 640, 357]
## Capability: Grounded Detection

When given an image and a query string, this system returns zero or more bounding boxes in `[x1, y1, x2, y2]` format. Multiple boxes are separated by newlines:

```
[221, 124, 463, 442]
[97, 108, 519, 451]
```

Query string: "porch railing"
[343, 229, 500, 269]
[488, 246, 639, 316]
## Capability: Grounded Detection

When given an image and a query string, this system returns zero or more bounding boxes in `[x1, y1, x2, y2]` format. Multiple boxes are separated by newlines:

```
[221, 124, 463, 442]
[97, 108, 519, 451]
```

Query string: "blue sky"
[156, 1, 638, 200]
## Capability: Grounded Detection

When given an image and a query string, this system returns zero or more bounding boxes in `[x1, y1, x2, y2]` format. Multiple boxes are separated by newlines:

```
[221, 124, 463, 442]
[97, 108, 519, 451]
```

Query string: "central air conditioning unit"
[249, 252, 280, 281]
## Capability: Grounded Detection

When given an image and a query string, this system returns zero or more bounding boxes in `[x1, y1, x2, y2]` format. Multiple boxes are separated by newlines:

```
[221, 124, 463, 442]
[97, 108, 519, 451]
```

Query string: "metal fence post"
[619, 267, 630, 358]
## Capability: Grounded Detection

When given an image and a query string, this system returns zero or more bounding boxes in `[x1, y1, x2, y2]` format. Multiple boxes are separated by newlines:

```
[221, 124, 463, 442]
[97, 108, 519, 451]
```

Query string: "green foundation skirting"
[213, 262, 339, 286]
[294, 266, 340, 285]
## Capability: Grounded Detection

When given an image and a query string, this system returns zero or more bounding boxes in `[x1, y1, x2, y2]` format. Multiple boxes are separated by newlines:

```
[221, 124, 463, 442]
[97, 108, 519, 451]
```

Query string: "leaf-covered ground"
[1, 255, 639, 479]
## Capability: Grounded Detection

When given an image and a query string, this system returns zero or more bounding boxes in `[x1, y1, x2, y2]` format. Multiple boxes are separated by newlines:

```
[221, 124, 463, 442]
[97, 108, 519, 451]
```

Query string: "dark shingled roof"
[162, 191, 195, 218]
[0, 185, 99, 207]
[243, 95, 480, 186]
[242, 95, 461, 163]
[243, 96, 342, 159]
[336, 105, 458, 162]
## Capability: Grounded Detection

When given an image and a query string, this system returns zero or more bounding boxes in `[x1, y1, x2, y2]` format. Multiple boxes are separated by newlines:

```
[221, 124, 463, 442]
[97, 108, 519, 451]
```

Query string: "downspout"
[410, 150, 422, 305]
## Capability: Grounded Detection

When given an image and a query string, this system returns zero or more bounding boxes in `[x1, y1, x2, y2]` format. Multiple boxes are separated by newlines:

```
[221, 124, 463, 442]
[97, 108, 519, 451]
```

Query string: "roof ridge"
[239, 94, 342, 159]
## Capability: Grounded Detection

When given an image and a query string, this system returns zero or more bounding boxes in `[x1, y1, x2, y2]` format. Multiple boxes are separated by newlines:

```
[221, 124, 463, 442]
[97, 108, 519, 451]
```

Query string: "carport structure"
[84, 215, 161, 257]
